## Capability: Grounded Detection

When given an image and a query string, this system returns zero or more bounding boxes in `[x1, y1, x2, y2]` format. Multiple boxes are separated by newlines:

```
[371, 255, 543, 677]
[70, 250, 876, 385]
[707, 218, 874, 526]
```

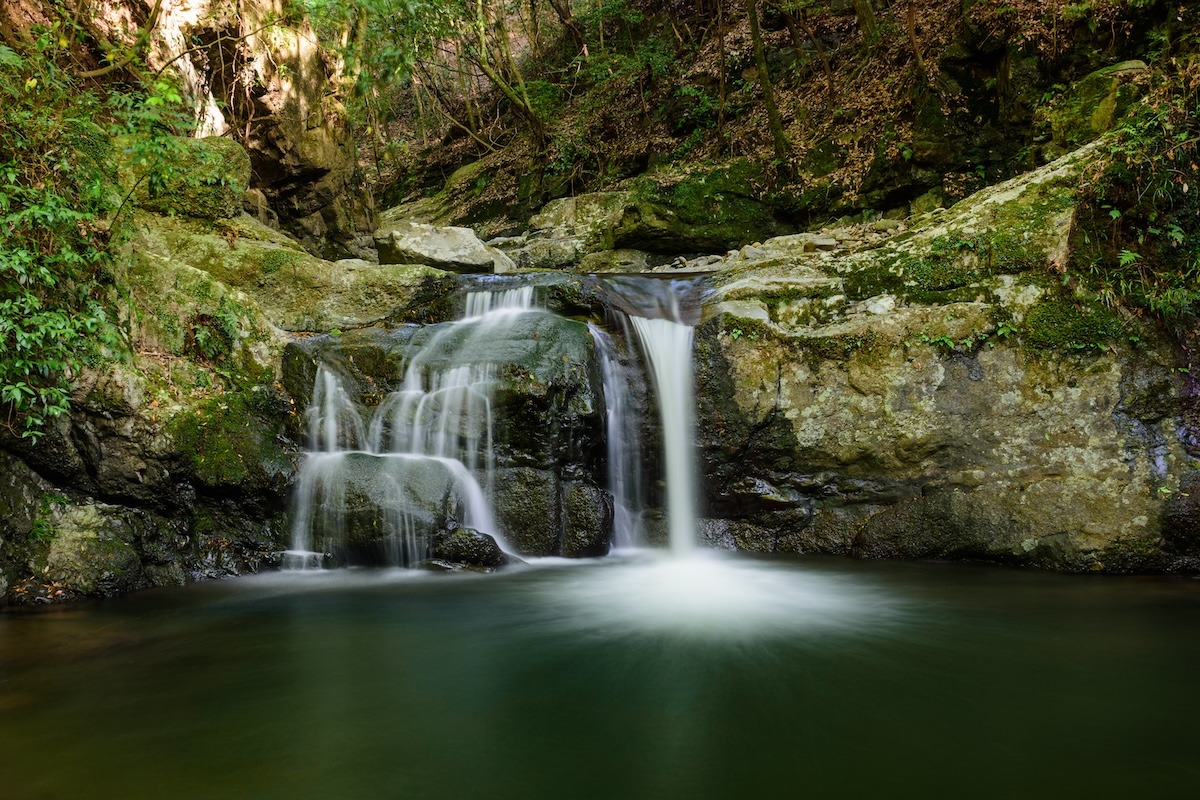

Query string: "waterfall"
[628, 316, 699, 556]
[286, 287, 535, 569]
[598, 277, 704, 556]
[588, 322, 645, 549]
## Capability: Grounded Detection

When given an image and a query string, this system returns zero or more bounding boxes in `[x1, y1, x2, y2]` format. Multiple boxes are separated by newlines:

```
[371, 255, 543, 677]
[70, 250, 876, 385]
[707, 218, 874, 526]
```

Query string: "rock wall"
[692, 145, 1200, 571]
[0, 139, 450, 604]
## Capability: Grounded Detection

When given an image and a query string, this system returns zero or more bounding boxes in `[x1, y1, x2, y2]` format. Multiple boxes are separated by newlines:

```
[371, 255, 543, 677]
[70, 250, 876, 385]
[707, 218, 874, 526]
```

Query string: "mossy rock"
[167, 392, 295, 491]
[1023, 300, 1124, 352]
[120, 136, 251, 220]
[618, 162, 787, 253]
[130, 211, 453, 333]
[1049, 61, 1148, 151]
[43, 504, 147, 597]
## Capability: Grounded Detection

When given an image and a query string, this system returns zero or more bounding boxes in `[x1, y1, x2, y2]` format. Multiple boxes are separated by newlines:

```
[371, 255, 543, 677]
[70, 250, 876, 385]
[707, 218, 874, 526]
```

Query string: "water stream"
[286, 288, 537, 567]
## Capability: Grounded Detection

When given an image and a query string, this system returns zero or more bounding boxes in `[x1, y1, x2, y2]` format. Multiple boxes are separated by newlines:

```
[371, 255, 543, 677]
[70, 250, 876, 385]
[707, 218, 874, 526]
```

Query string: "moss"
[167, 392, 292, 489]
[1023, 299, 1124, 351]
[123, 136, 251, 221]
[259, 249, 303, 275]
[797, 329, 888, 365]
[1094, 535, 1167, 573]
[621, 160, 780, 251]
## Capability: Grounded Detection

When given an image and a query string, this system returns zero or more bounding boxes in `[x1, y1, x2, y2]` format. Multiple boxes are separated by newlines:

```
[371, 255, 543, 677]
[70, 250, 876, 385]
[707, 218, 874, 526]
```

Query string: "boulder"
[492, 467, 560, 556]
[119, 136, 251, 221]
[430, 527, 509, 569]
[1048, 61, 1149, 152]
[293, 452, 475, 565]
[43, 504, 147, 597]
[374, 220, 515, 273]
[130, 211, 452, 332]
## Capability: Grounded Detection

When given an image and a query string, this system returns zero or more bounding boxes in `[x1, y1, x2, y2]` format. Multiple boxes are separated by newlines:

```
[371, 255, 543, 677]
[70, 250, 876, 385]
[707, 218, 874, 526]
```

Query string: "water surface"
[2, 553, 1198, 799]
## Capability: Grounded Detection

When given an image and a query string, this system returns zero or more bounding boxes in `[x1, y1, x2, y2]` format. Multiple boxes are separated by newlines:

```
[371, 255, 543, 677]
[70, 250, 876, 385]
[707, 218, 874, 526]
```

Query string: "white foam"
[530, 551, 903, 640]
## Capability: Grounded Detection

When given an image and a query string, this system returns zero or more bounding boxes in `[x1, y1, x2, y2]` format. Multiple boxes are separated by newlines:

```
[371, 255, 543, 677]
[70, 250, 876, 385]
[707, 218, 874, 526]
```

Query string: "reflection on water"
[1, 555, 1199, 800]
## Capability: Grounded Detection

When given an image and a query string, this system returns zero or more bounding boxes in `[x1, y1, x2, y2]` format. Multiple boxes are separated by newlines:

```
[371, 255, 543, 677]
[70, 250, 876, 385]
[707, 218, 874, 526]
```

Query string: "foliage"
[0, 35, 195, 441]
[0, 40, 119, 439]
[1076, 46, 1200, 322]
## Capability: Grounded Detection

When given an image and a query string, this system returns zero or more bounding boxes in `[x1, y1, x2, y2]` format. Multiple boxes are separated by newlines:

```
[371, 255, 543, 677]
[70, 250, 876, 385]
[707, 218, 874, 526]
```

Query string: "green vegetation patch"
[167, 392, 292, 488]
[1023, 300, 1124, 352]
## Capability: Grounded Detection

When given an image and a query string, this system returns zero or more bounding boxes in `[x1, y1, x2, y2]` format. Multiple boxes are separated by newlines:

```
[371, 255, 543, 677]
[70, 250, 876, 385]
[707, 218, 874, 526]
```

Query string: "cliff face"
[690, 145, 1198, 571]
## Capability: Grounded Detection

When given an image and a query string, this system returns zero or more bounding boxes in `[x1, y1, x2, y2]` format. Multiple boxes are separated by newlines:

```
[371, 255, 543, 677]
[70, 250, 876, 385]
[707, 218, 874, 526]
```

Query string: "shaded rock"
[298, 452, 467, 565]
[44, 504, 146, 597]
[492, 467, 559, 556]
[431, 527, 509, 568]
[561, 481, 613, 558]
[1048, 61, 1149, 152]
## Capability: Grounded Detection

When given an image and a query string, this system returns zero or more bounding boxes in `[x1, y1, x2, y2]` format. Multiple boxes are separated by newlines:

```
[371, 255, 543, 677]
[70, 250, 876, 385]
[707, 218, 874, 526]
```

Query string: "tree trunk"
[746, 0, 790, 173]
[473, 0, 547, 149]
[853, 0, 877, 38]
[546, 0, 587, 55]
[905, 1, 928, 79]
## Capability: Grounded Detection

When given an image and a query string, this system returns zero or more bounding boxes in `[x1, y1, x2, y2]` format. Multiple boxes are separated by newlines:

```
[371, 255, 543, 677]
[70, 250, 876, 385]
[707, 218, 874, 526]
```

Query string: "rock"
[298, 452, 466, 565]
[374, 220, 514, 273]
[711, 300, 771, 323]
[561, 481, 613, 558]
[44, 504, 146, 597]
[578, 249, 653, 274]
[695, 141, 1194, 572]
[1048, 61, 1149, 152]
[863, 295, 896, 315]
[493, 467, 559, 556]
[119, 136, 251, 221]
[130, 211, 451, 332]
[431, 527, 509, 569]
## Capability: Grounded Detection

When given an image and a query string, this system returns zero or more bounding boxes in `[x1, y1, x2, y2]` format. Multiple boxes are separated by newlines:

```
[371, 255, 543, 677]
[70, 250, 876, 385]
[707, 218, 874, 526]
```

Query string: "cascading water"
[628, 315, 699, 555]
[596, 277, 706, 556]
[285, 287, 535, 568]
[587, 321, 645, 549]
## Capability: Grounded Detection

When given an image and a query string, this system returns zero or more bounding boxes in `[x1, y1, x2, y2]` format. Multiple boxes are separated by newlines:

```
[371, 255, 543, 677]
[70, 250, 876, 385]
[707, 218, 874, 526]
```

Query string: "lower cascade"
[284, 276, 706, 568]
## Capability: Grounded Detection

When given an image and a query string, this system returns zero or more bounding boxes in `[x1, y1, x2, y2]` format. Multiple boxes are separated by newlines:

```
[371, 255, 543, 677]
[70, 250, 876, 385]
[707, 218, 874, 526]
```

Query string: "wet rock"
[493, 467, 559, 556]
[302, 452, 465, 565]
[561, 481, 613, 558]
[431, 527, 509, 568]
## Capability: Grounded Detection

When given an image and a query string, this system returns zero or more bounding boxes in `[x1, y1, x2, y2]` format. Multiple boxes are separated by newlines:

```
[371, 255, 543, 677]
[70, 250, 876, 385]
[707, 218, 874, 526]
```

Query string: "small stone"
[864, 295, 896, 315]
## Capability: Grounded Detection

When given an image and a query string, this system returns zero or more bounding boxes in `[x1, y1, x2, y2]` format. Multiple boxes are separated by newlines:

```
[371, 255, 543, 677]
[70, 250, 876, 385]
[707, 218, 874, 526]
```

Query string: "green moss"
[167, 392, 291, 488]
[797, 329, 887, 364]
[123, 136, 251, 220]
[259, 249, 303, 275]
[1023, 300, 1124, 351]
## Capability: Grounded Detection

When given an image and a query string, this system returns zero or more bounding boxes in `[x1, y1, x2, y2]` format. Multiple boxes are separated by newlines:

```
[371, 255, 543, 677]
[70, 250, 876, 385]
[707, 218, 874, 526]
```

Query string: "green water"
[1, 553, 1198, 799]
